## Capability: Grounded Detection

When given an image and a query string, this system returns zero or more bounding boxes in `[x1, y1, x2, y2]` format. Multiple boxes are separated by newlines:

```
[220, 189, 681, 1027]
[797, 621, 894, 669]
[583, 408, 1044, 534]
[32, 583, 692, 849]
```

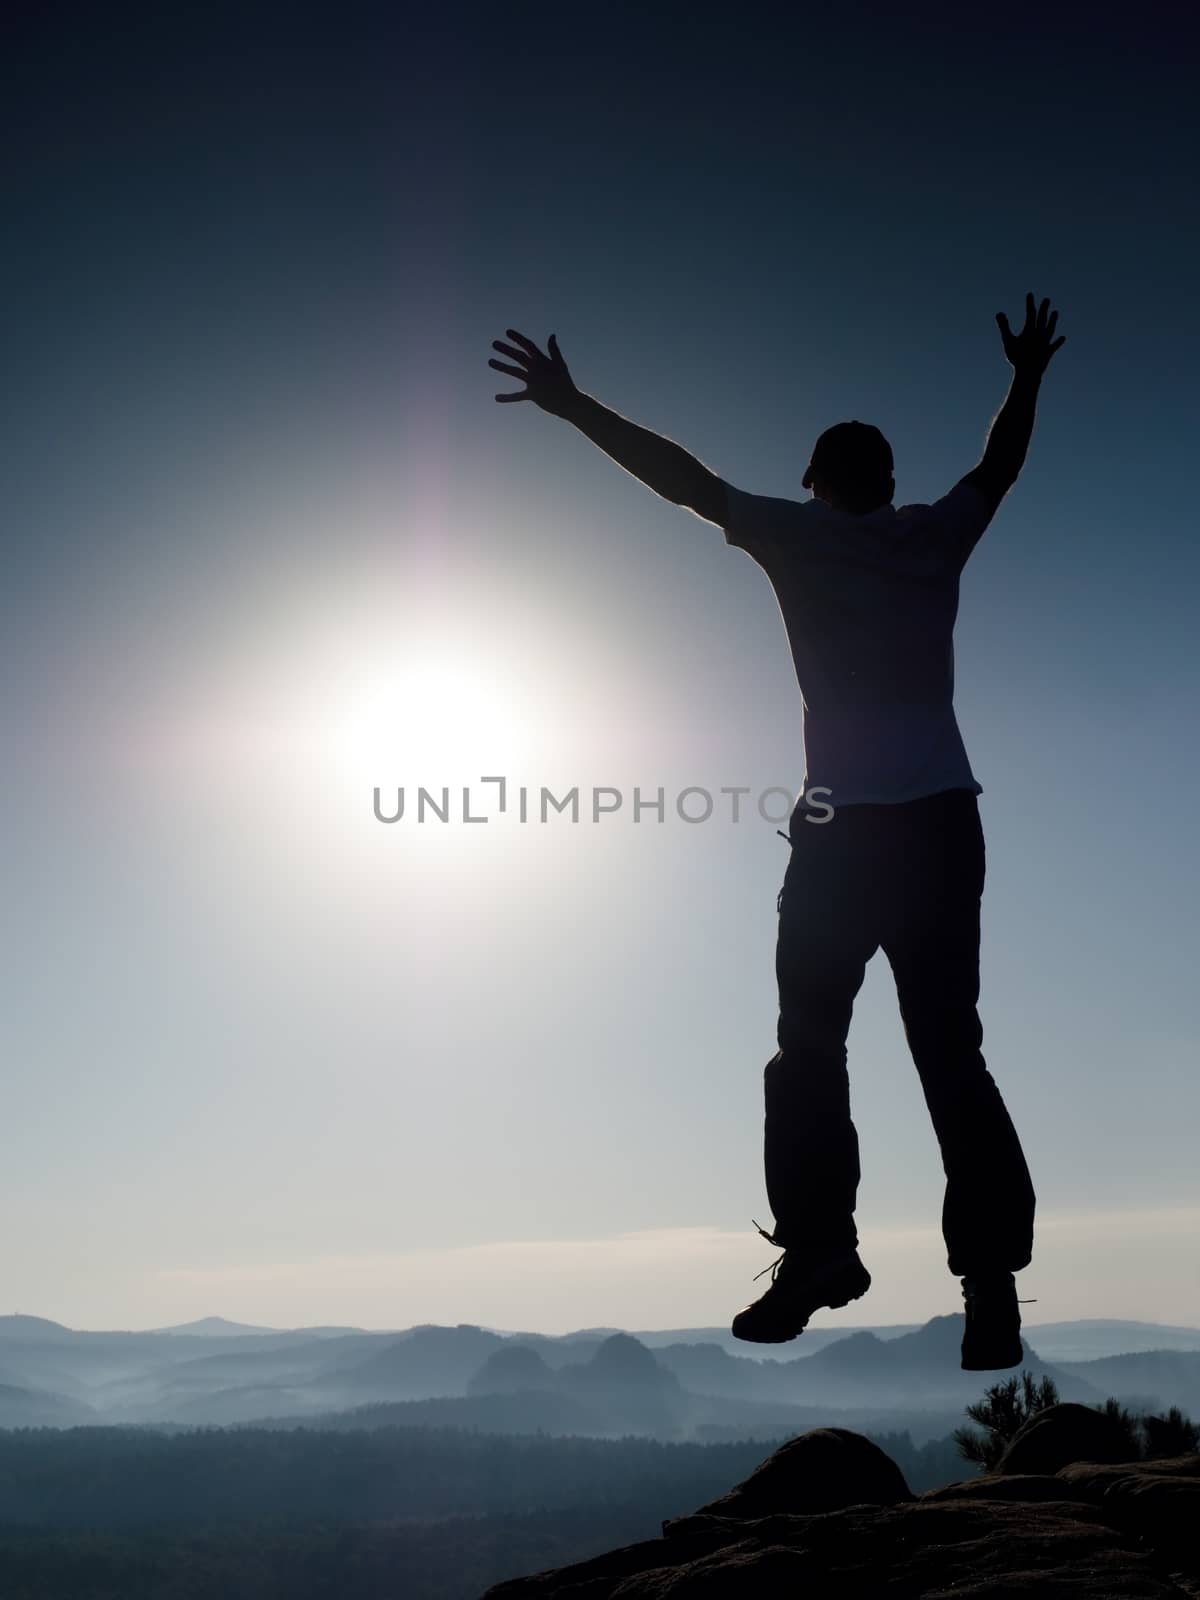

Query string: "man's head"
[802, 421, 894, 515]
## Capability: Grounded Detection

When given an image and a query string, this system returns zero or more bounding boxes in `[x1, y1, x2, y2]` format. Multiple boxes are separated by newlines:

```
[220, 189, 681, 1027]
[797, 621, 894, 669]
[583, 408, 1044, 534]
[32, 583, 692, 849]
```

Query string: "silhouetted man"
[490, 294, 1063, 1370]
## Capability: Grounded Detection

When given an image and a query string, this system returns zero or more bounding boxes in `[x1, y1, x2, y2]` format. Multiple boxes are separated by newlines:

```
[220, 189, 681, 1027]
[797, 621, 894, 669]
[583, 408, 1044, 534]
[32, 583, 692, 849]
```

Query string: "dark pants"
[765, 787, 1035, 1278]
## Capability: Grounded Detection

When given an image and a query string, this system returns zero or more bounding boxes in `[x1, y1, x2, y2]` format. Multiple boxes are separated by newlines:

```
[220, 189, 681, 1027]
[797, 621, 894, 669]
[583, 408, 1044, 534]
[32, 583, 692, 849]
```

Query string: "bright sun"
[333, 654, 534, 788]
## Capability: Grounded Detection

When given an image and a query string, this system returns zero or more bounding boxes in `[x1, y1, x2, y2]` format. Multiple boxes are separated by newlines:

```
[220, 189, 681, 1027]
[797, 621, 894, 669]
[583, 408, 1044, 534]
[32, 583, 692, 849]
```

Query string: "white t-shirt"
[722, 478, 996, 809]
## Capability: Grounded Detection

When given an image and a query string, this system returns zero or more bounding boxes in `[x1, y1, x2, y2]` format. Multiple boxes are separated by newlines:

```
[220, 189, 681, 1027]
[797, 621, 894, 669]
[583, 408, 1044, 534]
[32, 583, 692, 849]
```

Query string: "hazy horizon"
[5, 7, 1199, 1336]
[10, 1206, 1200, 1333]
[9, 1287, 1200, 1342]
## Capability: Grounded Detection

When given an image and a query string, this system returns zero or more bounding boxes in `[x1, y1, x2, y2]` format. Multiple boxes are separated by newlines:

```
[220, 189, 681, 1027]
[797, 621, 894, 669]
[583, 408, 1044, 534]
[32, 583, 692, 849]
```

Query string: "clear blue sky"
[4, 2, 1198, 1332]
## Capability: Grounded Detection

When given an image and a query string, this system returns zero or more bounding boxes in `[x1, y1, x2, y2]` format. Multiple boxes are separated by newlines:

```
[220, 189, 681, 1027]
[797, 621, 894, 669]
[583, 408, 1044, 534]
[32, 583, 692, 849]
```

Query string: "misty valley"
[2, 1312, 1199, 1597]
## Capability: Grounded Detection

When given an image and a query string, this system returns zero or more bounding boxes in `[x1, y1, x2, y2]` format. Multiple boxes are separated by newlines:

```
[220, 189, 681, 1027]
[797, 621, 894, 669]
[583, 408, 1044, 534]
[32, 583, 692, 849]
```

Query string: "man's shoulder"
[722, 482, 818, 525]
[897, 478, 996, 525]
[721, 482, 821, 556]
[893, 479, 999, 568]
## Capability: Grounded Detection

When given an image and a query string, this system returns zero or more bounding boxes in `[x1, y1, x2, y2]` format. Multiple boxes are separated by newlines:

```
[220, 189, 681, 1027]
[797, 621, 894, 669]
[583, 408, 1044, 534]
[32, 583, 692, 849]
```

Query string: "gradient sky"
[4, 2, 1199, 1334]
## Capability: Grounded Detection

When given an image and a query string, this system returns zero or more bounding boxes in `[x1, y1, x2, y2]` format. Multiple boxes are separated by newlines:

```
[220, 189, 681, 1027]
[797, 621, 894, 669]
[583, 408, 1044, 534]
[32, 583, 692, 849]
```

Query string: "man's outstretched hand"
[489, 329, 581, 418]
[996, 293, 1066, 377]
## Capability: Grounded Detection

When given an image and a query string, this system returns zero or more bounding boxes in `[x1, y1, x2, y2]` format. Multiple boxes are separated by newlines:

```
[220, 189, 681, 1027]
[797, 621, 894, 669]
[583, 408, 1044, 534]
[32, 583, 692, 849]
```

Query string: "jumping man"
[489, 293, 1063, 1370]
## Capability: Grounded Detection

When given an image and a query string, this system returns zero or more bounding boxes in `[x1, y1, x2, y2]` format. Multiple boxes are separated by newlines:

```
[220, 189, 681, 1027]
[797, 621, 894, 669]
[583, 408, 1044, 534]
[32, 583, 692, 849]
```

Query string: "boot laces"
[751, 1218, 786, 1283]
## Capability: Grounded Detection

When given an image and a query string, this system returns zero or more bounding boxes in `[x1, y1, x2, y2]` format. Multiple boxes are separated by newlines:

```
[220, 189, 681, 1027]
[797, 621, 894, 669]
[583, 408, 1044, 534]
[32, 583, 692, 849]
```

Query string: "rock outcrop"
[995, 1400, 1138, 1475]
[481, 1426, 1200, 1598]
[666, 1426, 910, 1526]
[467, 1345, 557, 1396]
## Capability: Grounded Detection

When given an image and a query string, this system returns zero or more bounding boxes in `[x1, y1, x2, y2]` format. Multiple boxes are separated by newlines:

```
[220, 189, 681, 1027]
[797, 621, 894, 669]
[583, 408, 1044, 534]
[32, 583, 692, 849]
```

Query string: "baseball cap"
[802, 421, 894, 492]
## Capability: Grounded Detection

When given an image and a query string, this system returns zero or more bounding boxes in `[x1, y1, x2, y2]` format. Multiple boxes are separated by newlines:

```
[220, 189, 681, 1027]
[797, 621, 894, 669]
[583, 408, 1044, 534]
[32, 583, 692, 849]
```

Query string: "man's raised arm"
[489, 329, 723, 520]
[960, 292, 1065, 513]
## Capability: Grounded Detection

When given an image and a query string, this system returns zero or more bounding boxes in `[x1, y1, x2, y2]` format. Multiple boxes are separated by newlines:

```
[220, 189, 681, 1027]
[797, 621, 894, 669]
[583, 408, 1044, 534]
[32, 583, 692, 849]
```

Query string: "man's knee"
[900, 996, 983, 1063]
[766, 1035, 850, 1089]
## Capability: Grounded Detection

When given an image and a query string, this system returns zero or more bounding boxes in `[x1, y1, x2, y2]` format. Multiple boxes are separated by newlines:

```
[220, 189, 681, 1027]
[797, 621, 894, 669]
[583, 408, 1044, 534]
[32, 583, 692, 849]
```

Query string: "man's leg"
[731, 809, 879, 1342]
[880, 791, 1035, 1280]
[764, 811, 880, 1257]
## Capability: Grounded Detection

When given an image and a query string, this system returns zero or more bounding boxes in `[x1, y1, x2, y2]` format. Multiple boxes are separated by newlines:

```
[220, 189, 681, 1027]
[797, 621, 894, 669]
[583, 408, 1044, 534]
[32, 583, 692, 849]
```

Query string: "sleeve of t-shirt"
[721, 482, 808, 566]
[924, 478, 998, 568]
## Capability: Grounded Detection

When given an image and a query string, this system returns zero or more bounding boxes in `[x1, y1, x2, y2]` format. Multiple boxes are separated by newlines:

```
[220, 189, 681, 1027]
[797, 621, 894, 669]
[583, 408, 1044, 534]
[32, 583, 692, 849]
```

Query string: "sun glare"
[333, 654, 534, 788]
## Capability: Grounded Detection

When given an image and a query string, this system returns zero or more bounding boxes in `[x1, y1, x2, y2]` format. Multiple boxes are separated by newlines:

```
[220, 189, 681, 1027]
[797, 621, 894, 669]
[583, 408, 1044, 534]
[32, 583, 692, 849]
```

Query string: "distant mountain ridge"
[152, 1316, 288, 1337]
[6, 1313, 1196, 1360]
[0, 1312, 1196, 1435]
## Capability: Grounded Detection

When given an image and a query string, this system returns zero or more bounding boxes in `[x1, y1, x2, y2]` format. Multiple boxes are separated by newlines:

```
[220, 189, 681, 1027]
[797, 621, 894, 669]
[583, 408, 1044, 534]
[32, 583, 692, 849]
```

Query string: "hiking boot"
[732, 1228, 871, 1344]
[960, 1271, 1024, 1370]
